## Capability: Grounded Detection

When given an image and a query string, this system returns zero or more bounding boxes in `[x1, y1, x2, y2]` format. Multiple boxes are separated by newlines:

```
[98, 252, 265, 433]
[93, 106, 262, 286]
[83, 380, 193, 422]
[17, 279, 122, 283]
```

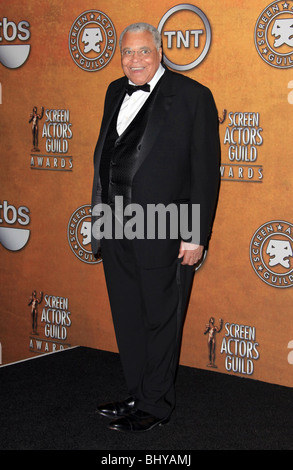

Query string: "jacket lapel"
[94, 78, 127, 166]
[132, 69, 175, 178]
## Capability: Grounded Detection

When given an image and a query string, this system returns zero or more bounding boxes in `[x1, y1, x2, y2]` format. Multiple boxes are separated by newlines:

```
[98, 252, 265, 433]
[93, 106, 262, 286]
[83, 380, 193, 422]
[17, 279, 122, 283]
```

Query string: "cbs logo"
[0, 17, 31, 69]
[0, 200, 30, 251]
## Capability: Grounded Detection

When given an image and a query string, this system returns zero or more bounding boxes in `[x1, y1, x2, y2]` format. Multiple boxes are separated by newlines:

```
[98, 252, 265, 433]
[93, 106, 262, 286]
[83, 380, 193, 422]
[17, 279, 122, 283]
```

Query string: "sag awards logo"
[220, 322, 260, 376]
[220, 111, 264, 183]
[250, 220, 293, 288]
[204, 318, 260, 375]
[67, 204, 101, 264]
[255, 0, 293, 68]
[28, 291, 72, 353]
[29, 107, 73, 171]
[158, 4, 211, 71]
[69, 10, 116, 71]
[0, 17, 30, 69]
[0, 200, 30, 251]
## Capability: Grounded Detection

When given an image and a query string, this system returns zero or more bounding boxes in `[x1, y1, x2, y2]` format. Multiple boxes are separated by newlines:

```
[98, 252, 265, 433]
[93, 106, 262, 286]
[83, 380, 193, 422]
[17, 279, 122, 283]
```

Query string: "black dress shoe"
[96, 397, 136, 418]
[108, 409, 170, 433]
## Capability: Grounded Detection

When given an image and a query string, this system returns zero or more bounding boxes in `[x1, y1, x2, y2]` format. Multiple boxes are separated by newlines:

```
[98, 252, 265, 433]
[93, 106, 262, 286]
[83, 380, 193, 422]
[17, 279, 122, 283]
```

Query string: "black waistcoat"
[99, 83, 160, 208]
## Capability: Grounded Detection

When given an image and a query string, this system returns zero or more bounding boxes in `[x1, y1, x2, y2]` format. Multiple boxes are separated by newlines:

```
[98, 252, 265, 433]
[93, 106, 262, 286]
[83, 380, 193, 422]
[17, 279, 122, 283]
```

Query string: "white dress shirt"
[116, 64, 165, 136]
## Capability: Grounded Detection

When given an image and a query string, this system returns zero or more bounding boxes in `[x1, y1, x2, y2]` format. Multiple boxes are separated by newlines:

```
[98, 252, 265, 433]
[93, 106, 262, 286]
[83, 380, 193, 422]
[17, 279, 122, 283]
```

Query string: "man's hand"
[178, 241, 204, 266]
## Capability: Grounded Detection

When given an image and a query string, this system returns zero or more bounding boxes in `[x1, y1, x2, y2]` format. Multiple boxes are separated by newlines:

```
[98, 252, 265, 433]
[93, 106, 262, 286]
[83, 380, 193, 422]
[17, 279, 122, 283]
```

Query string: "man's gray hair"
[119, 23, 162, 50]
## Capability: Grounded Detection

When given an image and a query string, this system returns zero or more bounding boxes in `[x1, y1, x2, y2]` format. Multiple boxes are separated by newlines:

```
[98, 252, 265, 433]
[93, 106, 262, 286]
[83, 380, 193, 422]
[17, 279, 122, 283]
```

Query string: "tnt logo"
[0, 17, 30, 68]
[164, 30, 204, 49]
[158, 4, 211, 71]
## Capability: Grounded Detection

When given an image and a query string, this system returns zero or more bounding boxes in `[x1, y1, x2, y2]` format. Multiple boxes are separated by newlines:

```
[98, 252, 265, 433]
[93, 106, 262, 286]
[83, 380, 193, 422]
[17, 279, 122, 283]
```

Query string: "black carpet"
[0, 346, 292, 454]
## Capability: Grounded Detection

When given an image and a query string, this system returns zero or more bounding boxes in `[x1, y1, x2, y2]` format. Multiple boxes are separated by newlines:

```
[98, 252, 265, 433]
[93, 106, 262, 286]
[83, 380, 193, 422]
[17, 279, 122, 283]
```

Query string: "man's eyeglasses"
[121, 48, 153, 58]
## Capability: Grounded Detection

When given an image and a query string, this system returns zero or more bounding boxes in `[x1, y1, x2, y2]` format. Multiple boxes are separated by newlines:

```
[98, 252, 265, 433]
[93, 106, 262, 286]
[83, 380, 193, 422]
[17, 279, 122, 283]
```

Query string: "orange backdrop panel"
[0, 0, 292, 388]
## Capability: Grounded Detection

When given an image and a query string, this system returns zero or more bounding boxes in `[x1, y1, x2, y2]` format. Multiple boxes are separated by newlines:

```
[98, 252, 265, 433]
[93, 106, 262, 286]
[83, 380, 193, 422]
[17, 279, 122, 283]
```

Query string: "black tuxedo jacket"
[91, 67, 220, 268]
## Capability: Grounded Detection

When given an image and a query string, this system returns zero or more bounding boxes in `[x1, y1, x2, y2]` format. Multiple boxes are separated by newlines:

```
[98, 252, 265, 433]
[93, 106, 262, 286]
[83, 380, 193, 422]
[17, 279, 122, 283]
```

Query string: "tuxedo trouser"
[100, 236, 195, 419]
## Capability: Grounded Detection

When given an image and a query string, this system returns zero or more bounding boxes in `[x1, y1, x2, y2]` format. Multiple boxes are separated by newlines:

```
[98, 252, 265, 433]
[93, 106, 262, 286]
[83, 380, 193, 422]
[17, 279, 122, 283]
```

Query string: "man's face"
[121, 30, 162, 85]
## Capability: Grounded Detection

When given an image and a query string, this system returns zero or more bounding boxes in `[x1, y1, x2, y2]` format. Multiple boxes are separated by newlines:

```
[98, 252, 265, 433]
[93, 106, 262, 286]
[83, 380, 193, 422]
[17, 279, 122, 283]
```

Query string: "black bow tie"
[126, 83, 150, 96]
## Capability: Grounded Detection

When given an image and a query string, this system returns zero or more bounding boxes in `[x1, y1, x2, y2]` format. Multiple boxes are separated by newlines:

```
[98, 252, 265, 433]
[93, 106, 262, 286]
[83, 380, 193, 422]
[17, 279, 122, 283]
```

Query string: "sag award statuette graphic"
[69, 10, 116, 72]
[28, 290, 43, 335]
[204, 317, 223, 368]
[29, 106, 44, 152]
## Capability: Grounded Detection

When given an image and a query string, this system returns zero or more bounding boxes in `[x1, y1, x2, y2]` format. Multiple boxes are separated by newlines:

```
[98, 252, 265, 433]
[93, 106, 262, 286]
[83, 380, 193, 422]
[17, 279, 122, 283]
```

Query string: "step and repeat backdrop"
[1, 0, 292, 388]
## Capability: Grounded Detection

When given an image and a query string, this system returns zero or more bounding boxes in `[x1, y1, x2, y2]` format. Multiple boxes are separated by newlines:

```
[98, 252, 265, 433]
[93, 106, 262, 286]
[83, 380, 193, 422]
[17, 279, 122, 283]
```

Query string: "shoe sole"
[96, 408, 135, 418]
[108, 417, 170, 433]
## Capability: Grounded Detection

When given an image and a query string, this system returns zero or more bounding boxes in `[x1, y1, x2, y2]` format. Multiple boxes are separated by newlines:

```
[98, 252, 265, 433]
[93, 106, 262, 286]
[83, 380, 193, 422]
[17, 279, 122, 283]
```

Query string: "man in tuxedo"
[91, 22, 220, 433]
